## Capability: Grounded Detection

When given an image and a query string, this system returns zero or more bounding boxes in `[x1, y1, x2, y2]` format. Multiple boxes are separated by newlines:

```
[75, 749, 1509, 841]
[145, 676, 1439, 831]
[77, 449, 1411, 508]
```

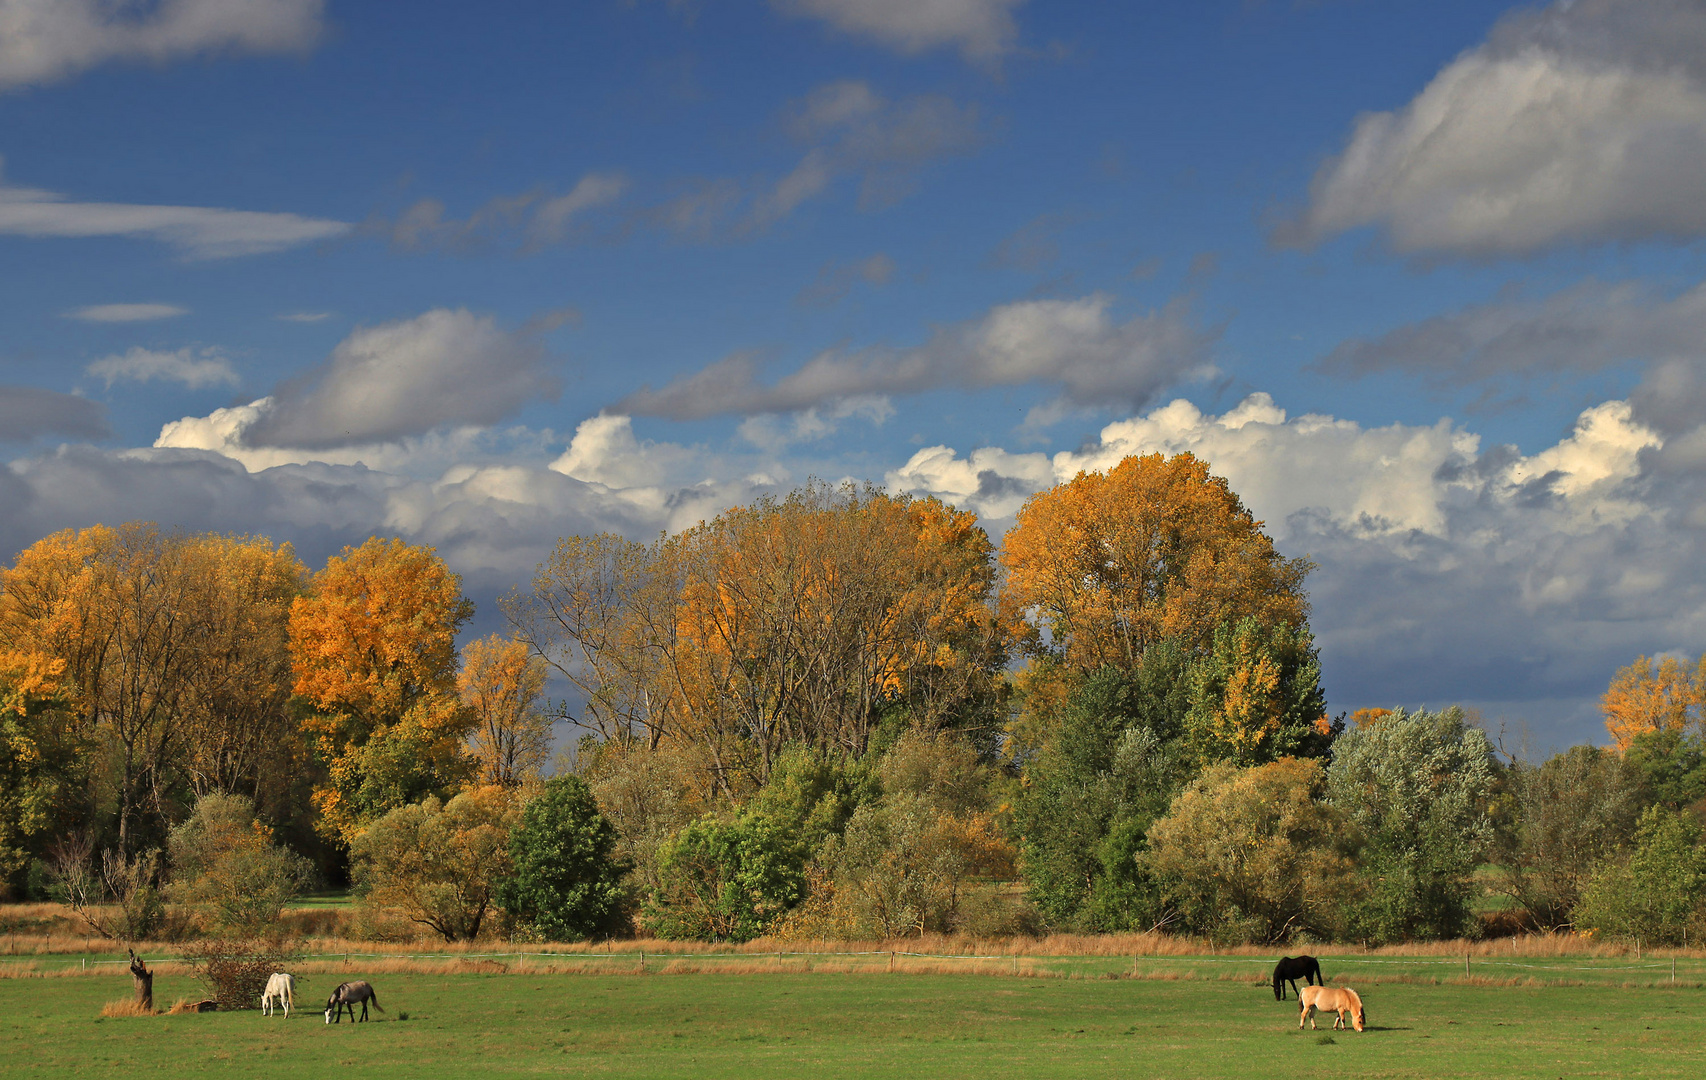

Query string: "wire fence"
[2, 948, 1702, 986]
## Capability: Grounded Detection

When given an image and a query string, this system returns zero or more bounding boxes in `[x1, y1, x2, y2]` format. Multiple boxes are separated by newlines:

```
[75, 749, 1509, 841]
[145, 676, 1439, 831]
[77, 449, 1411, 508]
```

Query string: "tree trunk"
[128, 949, 153, 1011]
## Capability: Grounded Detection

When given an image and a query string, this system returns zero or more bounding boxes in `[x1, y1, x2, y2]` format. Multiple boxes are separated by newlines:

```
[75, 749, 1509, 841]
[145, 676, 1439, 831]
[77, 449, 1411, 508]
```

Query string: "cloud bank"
[0, 0, 324, 90]
[619, 293, 1215, 426]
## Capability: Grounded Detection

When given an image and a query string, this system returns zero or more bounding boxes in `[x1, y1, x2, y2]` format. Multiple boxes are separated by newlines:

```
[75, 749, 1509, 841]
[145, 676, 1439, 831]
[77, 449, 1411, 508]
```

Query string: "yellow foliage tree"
[1000, 452, 1311, 669]
[0, 524, 304, 853]
[459, 634, 552, 789]
[1602, 654, 1704, 750]
[508, 483, 1004, 795]
[289, 537, 475, 842]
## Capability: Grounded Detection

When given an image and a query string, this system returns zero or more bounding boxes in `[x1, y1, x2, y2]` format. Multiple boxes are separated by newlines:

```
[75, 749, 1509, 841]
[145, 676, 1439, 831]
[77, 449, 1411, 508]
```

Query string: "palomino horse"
[324, 981, 384, 1024]
[261, 972, 295, 1017]
[1298, 985, 1364, 1032]
[1271, 955, 1322, 1001]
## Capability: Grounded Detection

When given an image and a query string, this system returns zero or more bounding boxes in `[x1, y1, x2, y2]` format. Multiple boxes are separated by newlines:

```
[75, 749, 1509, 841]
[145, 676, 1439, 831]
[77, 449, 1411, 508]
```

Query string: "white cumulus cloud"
[1277, 0, 1706, 257]
[243, 309, 561, 449]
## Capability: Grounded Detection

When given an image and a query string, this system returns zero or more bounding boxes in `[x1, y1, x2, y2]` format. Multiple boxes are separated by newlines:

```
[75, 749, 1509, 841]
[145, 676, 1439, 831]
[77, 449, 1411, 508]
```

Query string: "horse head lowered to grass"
[324, 981, 384, 1025]
[1298, 985, 1364, 1032]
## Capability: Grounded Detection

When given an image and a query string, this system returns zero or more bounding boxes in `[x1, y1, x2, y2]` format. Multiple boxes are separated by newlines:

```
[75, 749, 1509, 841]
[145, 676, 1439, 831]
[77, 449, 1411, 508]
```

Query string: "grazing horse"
[1271, 955, 1322, 1001]
[1299, 986, 1364, 1032]
[324, 981, 384, 1024]
[261, 972, 295, 1017]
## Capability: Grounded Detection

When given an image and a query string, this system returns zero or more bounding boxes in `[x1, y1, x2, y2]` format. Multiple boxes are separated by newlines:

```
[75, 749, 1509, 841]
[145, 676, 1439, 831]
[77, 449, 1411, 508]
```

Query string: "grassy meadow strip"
[3, 969, 1703, 1079]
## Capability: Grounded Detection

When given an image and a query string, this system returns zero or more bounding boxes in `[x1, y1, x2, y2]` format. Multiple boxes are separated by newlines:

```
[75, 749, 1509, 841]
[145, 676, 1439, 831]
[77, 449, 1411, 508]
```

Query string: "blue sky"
[5, 0, 1706, 753]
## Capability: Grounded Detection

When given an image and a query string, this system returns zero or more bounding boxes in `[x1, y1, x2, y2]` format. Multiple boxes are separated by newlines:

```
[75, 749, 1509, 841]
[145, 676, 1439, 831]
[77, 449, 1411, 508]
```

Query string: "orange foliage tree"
[1001, 452, 1312, 669]
[1602, 654, 1704, 750]
[508, 483, 1004, 796]
[1000, 453, 1318, 760]
[459, 634, 551, 789]
[289, 537, 475, 842]
[0, 524, 304, 854]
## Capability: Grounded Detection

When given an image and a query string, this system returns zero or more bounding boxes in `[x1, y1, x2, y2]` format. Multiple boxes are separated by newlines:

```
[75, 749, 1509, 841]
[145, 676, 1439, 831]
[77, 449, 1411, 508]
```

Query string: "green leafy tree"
[1013, 665, 1186, 930]
[643, 816, 804, 941]
[1148, 757, 1357, 943]
[496, 776, 631, 941]
[1326, 706, 1496, 942]
[1574, 806, 1706, 945]
[1183, 616, 1331, 767]
[1624, 727, 1706, 812]
[1496, 745, 1641, 930]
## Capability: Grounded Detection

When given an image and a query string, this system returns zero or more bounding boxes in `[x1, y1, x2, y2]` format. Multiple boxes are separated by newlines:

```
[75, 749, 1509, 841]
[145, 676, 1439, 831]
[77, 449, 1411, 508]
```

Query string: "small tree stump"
[127, 949, 153, 1011]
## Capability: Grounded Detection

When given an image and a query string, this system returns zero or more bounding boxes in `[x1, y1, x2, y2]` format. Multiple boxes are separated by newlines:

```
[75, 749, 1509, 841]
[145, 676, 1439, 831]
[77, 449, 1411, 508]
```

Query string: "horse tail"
[1310, 956, 1323, 983]
[369, 990, 385, 1013]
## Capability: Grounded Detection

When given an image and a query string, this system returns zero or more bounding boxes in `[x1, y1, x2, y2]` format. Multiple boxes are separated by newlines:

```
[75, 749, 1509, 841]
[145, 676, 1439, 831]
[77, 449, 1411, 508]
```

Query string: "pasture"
[1, 958, 1703, 1078]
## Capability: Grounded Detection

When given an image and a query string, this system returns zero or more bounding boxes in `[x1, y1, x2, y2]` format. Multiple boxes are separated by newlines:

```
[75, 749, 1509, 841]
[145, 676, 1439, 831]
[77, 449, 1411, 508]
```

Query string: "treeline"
[3, 454, 1705, 946]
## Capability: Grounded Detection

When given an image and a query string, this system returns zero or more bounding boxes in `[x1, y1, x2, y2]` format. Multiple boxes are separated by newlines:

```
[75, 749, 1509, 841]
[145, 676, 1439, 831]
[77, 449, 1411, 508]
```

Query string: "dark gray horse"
[324, 980, 385, 1024]
[1272, 955, 1322, 1001]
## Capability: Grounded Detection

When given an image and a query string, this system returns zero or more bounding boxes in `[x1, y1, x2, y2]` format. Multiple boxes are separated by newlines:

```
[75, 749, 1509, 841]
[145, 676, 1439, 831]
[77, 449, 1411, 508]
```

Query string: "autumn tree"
[509, 483, 1005, 794]
[289, 537, 476, 842]
[175, 537, 306, 815]
[0, 650, 86, 891]
[460, 634, 552, 789]
[1602, 654, 1703, 750]
[1000, 453, 1315, 761]
[0, 524, 306, 856]
[1001, 452, 1311, 670]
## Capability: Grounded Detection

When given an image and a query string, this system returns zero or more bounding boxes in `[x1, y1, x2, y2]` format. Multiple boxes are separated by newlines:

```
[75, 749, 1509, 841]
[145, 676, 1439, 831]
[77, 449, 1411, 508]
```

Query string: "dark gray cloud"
[0, 385, 110, 443]
[1319, 280, 1706, 386]
[619, 293, 1214, 420]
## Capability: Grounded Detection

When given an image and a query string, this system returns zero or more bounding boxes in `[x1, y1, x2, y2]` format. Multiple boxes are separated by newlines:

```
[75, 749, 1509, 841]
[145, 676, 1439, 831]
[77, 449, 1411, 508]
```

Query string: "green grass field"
[2, 966, 1702, 1079]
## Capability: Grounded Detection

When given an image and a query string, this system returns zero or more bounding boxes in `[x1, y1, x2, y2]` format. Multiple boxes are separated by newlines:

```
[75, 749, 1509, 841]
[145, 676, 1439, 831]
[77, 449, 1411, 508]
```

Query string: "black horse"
[1272, 955, 1322, 1001]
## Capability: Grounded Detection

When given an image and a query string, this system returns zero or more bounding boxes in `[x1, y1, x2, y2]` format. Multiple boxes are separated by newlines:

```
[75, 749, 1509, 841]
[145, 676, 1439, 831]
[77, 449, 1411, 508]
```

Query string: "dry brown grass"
[98, 998, 157, 1017]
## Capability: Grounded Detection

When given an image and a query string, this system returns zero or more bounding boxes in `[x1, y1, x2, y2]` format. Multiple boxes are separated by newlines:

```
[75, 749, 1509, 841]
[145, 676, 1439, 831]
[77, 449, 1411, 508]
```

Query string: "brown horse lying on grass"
[1298, 986, 1364, 1032]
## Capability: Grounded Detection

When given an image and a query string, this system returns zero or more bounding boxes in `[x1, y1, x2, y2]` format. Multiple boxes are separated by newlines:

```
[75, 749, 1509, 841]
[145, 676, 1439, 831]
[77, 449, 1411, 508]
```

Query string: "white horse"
[261, 972, 296, 1017]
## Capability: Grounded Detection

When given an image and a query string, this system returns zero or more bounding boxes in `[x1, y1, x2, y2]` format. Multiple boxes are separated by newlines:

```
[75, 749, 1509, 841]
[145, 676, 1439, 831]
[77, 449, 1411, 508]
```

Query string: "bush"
[168, 794, 314, 935]
[352, 786, 517, 942]
[1148, 757, 1357, 943]
[643, 816, 803, 942]
[179, 937, 301, 1010]
[496, 775, 631, 941]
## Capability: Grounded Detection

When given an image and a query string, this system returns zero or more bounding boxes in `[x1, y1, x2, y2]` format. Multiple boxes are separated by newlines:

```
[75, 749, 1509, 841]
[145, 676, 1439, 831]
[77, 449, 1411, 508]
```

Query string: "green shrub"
[496, 775, 631, 941]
